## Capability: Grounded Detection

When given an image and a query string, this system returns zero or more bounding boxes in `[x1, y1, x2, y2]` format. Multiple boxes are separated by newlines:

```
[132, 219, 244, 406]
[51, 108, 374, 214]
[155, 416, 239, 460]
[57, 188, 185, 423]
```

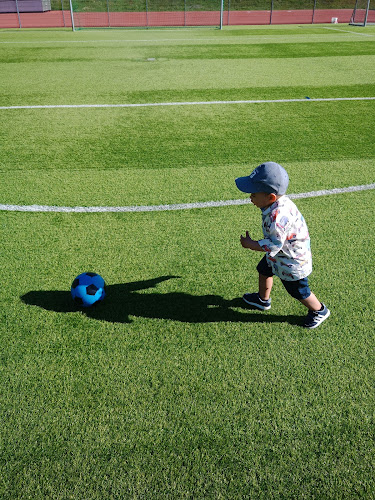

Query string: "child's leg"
[243, 256, 274, 309]
[279, 277, 330, 328]
[282, 279, 326, 312]
[299, 292, 322, 311]
[259, 274, 273, 301]
[257, 256, 274, 301]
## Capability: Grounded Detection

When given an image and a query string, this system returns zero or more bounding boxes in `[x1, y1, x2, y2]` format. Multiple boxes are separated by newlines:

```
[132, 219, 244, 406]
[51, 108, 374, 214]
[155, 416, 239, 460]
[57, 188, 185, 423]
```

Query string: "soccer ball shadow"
[21, 275, 302, 325]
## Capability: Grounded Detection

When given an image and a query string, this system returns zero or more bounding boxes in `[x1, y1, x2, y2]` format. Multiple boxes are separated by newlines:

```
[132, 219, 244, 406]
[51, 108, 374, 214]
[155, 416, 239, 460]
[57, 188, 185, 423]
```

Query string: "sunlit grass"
[0, 25, 374, 498]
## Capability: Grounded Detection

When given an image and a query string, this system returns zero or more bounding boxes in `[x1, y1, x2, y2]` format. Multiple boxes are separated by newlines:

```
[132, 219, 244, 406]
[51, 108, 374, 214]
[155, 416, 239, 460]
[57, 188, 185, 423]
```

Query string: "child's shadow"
[21, 275, 302, 325]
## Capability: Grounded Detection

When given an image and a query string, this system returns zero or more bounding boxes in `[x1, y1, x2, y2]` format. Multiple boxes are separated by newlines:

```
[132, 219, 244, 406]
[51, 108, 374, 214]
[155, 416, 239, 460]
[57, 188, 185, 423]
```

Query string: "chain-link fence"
[0, 0, 359, 28]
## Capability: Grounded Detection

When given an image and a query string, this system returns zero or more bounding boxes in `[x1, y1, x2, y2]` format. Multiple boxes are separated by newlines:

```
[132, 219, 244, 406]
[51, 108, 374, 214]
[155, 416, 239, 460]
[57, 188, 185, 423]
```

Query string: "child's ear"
[269, 193, 277, 203]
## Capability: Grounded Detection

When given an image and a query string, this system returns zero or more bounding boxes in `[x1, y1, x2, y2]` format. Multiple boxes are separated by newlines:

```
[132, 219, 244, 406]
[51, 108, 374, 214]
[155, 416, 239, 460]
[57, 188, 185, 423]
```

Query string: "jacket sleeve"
[258, 215, 289, 257]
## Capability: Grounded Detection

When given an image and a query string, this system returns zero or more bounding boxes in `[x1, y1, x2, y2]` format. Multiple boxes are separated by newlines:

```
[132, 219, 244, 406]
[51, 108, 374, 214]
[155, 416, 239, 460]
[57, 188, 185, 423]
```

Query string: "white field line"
[322, 26, 374, 36]
[1, 183, 374, 213]
[0, 33, 362, 44]
[1, 96, 375, 111]
[0, 37, 231, 44]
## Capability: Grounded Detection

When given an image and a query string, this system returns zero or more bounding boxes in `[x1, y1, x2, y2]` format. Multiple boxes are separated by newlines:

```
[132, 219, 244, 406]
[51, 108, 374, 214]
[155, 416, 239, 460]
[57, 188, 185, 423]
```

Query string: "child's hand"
[240, 231, 255, 248]
[240, 231, 264, 252]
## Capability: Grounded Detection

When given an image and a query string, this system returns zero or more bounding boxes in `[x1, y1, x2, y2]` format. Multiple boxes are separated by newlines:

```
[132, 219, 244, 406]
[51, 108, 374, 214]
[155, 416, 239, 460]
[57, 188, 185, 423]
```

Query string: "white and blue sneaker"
[243, 292, 271, 310]
[303, 303, 330, 329]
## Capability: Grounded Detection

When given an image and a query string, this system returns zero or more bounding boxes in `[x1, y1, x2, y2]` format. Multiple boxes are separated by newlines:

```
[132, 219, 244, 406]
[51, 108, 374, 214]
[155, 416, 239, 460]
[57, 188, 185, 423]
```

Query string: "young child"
[235, 162, 330, 329]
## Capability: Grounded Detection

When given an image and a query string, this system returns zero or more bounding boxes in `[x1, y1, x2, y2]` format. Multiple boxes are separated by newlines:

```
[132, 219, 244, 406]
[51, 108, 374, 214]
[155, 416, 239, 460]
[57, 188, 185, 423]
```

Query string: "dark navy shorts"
[256, 255, 311, 300]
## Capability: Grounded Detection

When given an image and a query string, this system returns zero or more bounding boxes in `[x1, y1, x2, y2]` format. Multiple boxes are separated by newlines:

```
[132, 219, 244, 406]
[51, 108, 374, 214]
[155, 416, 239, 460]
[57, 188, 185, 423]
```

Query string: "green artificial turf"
[0, 25, 375, 498]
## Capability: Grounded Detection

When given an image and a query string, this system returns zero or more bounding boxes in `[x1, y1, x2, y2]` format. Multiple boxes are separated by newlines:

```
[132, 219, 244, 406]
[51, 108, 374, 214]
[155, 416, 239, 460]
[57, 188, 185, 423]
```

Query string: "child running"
[235, 161, 330, 329]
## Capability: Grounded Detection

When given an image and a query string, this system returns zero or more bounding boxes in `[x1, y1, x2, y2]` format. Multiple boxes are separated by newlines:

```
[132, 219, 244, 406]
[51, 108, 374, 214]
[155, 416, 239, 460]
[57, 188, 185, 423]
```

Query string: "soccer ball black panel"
[72, 278, 79, 289]
[70, 272, 106, 308]
[86, 284, 99, 296]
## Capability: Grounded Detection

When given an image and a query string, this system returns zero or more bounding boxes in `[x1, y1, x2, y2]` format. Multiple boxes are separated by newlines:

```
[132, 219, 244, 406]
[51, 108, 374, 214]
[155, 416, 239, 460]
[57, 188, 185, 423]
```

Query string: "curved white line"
[1, 184, 374, 213]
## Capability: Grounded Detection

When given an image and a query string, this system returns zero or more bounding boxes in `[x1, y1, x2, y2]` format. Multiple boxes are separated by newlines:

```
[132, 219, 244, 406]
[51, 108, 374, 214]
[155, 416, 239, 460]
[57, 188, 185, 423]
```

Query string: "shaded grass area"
[2, 41, 375, 63]
[1, 192, 375, 498]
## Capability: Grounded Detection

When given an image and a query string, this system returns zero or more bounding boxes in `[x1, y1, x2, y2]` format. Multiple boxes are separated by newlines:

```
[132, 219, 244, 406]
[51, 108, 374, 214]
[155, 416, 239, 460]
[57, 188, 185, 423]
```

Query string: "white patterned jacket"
[258, 196, 313, 281]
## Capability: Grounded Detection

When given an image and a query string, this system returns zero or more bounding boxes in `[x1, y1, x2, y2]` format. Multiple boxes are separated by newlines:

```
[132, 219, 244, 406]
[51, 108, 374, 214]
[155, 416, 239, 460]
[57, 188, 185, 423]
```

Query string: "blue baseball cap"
[235, 162, 289, 195]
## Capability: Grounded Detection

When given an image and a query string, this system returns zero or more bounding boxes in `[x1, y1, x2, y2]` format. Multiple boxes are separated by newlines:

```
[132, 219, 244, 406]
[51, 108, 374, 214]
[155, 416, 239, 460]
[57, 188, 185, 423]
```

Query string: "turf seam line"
[1, 183, 374, 213]
[1, 96, 375, 110]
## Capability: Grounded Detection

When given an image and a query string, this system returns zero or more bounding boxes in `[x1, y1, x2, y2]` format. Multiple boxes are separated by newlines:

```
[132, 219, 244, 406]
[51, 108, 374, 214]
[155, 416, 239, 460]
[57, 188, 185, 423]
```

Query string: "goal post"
[69, 0, 224, 30]
[350, 0, 375, 26]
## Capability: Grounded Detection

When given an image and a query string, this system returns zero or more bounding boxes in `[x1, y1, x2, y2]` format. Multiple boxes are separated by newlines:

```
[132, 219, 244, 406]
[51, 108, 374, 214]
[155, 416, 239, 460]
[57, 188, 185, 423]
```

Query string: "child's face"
[250, 192, 275, 209]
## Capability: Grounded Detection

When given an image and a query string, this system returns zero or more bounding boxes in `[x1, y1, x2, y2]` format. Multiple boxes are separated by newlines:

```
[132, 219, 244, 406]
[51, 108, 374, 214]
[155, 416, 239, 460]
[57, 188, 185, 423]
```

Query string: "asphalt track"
[0, 8, 354, 29]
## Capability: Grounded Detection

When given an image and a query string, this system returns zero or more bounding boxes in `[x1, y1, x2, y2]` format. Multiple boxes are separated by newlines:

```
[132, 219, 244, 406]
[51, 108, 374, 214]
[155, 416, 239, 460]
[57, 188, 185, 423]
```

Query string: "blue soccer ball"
[71, 272, 106, 307]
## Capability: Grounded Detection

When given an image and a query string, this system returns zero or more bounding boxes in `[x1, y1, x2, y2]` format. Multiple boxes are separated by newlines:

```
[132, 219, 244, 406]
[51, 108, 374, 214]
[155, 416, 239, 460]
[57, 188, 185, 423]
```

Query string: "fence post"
[270, 0, 273, 24]
[364, 0, 371, 25]
[312, 0, 316, 23]
[107, 0, 110, 27]
[61, 0, 66, 27]
[220, 0, 224, 29]
[351, 0, 358, 23]
[69, 0, 75, 31]
[15, 0, 21, 28]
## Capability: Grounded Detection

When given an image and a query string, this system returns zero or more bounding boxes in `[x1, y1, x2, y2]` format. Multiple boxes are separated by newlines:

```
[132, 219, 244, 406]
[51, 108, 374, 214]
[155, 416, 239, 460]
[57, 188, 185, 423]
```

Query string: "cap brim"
[235, 176, 255, 193]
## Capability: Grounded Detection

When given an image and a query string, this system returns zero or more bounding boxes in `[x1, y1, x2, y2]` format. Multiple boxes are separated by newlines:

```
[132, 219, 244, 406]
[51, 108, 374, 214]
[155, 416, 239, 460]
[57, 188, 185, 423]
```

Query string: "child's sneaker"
[243, 292, 271, 310]
[303, 303, 330, 329]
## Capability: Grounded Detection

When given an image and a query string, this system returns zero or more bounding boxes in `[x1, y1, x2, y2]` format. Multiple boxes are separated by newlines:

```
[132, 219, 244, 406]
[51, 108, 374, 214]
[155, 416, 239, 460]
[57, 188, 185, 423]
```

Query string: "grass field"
[1, 24, 375, 498]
